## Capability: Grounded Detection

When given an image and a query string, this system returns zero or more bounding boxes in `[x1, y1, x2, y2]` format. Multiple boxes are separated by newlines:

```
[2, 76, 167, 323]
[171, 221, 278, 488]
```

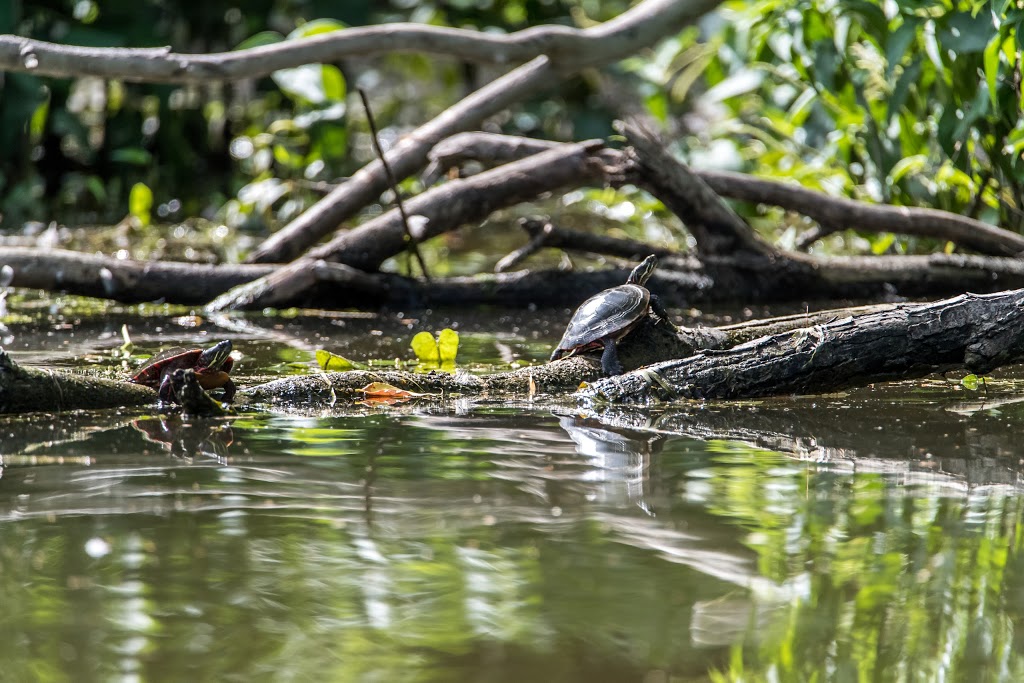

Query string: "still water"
[2, 312, 1024, 682]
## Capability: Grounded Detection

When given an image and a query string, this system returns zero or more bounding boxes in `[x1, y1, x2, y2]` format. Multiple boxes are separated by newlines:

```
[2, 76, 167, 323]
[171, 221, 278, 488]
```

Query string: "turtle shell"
[131, 347, 204, 387]
[552, 283, 650, 357]
[130, 341, 234, 388]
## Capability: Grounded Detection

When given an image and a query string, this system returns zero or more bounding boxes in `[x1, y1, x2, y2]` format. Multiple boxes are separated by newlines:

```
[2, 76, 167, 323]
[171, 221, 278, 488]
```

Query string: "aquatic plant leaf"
[129, 182, 152, 226]
[437, 329, 459, 363]
[411, 331, 440, 363]
[316, 349, 354, 371]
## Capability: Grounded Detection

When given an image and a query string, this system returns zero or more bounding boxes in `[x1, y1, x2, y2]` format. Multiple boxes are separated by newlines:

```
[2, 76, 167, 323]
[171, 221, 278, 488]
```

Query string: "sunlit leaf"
[887, 154, 927, 185]
[272, 64, 346, 105]
[437, 328, 459, 363]
[316, 349, 354, 371]
[129, 182, 152, 226]
[411, 331, 440, 363]
[870, 233, 896, 255]
[234, 31, 284, 50]
[961, 374, 981, 390]
[288, 19, 347, 40]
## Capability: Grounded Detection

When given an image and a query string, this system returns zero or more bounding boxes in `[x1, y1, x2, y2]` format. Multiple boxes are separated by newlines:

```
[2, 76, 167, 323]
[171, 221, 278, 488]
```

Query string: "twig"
[495, 220, 553, 272]
[358, 88, 430, 281]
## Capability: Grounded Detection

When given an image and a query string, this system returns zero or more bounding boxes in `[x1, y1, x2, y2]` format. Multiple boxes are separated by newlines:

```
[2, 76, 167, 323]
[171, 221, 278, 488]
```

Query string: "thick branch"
[0, 0, 720, 83]
[696, 169, 1024, 256]
[6, 290, 1024, 414]
[0, 247, 273, 304]
[427, 132, 1024, 257]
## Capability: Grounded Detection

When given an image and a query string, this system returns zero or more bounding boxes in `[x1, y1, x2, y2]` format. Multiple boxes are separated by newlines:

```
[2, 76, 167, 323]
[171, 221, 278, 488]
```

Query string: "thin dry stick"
[358, 88, 430, 280]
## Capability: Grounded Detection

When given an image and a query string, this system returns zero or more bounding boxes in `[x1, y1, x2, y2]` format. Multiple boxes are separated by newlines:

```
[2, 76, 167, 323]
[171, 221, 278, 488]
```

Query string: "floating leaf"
[437, 328, 459, 363]
[961, 374, 981, 390]
[316, 349, 354, 371]
[411, 331, 441, 363]
[361, 382, 425, 398]
[129, 182, 152, 226]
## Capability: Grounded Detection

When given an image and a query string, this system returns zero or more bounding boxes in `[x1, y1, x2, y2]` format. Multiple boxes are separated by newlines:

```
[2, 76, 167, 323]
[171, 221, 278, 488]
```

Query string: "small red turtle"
[130, 339, 235, 403]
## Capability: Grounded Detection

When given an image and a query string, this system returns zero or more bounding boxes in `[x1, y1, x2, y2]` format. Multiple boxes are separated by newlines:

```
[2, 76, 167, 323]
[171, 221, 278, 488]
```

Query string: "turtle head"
[196, 339, 233, 371]
[627, 254, 658, 286]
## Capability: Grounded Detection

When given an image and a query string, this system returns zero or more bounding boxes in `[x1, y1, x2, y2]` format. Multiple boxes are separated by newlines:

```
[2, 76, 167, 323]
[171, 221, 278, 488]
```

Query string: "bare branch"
[0, 0, 721, 83]
[696, 169, 1024, 256]
[247, 55, 559, 264]
[429, 131, 1024, 257]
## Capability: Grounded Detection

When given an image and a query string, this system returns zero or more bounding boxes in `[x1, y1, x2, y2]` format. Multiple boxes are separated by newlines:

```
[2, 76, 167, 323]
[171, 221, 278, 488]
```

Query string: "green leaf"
[129, 182, 152, 226]
[411, 331, 440, 363]
[886, 20, 920, 77]
[870, 233, 896, 255]
[961, 373, 980, 390]
[316, 349, 355, 371]
[272, 64, 346, 104]
[437, 328, 459, 363]
[289, 19, 348, 40]
[984, 33, 1001, 108]
[887, 154, 928, 185]
[235, 31, 284, 50]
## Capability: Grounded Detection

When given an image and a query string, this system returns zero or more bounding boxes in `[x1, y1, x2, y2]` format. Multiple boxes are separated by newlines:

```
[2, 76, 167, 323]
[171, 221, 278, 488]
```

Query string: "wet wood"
[4, 291, 1022, 414]
[584, 289, 1024, 403]
[0, 348, 155, 414]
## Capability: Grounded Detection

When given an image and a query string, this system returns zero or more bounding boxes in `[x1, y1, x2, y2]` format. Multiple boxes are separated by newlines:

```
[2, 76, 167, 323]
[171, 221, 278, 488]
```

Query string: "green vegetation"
[5, 0, 1024, 260]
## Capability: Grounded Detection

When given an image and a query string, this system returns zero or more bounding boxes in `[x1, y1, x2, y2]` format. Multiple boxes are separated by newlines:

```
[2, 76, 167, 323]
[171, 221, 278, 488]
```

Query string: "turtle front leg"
[158, 373, 177, 403]
[600, 339, 624, 376]
[649, 294, 671, 324]
[219, 378, 236, 403]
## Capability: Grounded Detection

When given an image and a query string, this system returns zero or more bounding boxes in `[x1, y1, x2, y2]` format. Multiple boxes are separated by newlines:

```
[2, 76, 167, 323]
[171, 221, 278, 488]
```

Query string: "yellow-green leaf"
[129, 182, 152, 226]
[437, 328, 459, 363]
[411, 331, 440, 363]
[316, 349, 354, 371]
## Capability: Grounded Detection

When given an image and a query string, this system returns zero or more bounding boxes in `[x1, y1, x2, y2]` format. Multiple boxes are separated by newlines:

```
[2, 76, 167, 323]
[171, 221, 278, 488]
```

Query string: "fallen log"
[1, 290, 1015, 414]
[584, 289, 1024, 403]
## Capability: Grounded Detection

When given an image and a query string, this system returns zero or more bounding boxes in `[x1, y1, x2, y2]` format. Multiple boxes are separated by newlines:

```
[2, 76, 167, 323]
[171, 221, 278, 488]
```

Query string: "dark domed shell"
[555, 283, 650, 352]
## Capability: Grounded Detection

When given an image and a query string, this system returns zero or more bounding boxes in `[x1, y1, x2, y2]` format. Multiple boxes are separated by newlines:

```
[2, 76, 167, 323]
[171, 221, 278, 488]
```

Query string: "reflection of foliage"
[710, 480, 1024, 682]
[4, 413, 1024, 680]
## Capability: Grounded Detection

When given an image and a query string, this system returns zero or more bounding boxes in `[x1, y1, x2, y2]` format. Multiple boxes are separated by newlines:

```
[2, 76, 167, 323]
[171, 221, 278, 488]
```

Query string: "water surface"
[2, 311, 1024, 682]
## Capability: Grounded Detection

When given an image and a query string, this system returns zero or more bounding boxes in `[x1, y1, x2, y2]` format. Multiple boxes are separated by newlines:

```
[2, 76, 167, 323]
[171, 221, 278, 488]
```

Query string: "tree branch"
[427, 131, 1024, 257]
[0, 0, 721, 83]
[246, 55, 560, 264]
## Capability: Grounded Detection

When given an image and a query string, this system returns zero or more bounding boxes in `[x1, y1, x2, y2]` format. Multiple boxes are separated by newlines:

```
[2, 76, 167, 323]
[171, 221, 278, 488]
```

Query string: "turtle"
[550, 255, 663, 376]
[130, 339, 236, 403]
